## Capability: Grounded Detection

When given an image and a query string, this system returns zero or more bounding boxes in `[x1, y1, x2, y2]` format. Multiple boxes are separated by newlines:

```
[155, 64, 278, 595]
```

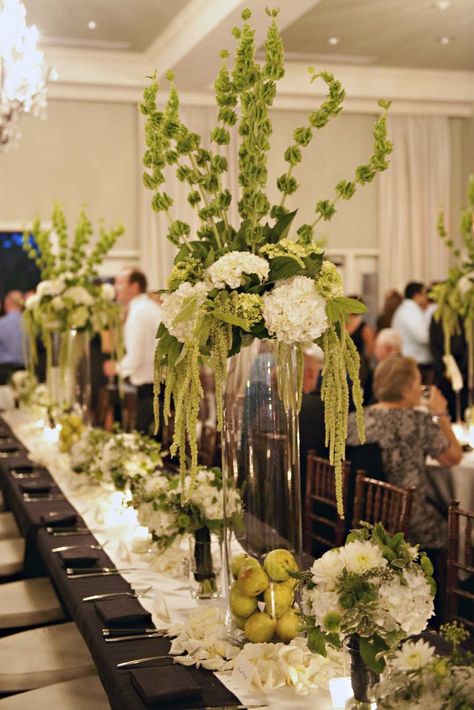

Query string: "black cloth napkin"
[40, 511, 78, 527]
[0, 441, 24, 452]
[130, 666, 203, 705]
[19, 480, 53, 494]
[94, 598, 153, 627]
[58, 547, 101, 567]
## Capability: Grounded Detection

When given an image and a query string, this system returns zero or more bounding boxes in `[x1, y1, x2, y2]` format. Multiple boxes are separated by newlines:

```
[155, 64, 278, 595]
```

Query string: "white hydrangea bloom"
[377, 567, 434, 635]
[37, 278, 64, 298]
[340, 540, 387, 575]
[147, 508, 179, 538]
[391, 639, 435, 672]
[25, 293, 40, 309]
[161, 281, 208, 343]
[262, 276, 329, 344]
[101, 282, 115, 301]
[458, 271, 474, 295]
[51, 296, 64, 311]
[205, 251, 270, 289]
[63, 286, 94, 306]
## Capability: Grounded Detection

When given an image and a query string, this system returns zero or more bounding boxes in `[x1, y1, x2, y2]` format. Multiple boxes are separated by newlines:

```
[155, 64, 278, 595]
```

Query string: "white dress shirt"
[119, 293, 162, 386]
[392, 299, 432, 364]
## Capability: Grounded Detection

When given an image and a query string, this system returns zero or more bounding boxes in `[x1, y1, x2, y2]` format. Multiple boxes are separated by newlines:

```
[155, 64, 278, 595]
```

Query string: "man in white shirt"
[104, 268, 162, 434]
[392, 281, 433, 383]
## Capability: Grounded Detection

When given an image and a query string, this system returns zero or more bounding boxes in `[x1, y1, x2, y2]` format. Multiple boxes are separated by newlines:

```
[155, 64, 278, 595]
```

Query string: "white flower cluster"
[262, 275, 329, 344]
[169, 607, 239, 671]
[205, 251, 270, 289]
[302, 539, 433, 642]
[181, 468, 241, 520]
[25, 275, 116, 333]
[137, 502, 180, 539]
[161, 281, 209, 343]
[458, 270, 474, 296]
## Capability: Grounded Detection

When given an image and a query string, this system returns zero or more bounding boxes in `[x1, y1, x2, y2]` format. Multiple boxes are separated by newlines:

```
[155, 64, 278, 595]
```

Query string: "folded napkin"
[130, 666, 203, 705]
[58, 547, 101, 567]
[40, 511, 78, 527]
[94, 597, 153, 627]
[0, 441, 23, 452]
[19, 480, 53, 494]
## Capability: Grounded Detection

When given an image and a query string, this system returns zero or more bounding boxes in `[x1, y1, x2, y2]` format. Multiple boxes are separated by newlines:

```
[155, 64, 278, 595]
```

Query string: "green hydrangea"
[167, 258, 202, 289]
[316, 261, 343, 300]
[261, 237, 320, 267]
[216, 291, 263, 328]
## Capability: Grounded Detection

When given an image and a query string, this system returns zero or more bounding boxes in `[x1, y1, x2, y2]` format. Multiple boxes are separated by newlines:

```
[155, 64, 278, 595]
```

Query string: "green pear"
[232, 614, 247, 631]
[237, 563, 269, 597]
[231, 553, 258, 580]
[263, 549, 299, 582]
[275, 608, 301, 642]
[263, 581, 294, 618]
[230, 583, 258, 618]
[244, 612, 276, 643]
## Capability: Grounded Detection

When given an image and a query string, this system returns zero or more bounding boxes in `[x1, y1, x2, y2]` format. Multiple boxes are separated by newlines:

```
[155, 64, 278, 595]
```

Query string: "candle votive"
[329, 677, 352, 709]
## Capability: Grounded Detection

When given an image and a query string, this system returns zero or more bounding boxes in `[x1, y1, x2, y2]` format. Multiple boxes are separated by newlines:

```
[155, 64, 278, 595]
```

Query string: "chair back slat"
[446, 501, 474, 629]
[303, 454, 351, 555]
[352, 472, 415, 535]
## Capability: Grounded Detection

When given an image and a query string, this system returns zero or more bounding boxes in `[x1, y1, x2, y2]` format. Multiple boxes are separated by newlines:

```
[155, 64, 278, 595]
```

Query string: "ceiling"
[24, 0, 474, 72]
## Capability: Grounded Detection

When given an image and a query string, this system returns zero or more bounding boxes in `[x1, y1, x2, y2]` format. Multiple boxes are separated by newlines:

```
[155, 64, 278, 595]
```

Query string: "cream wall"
[0, 99, 139, 256]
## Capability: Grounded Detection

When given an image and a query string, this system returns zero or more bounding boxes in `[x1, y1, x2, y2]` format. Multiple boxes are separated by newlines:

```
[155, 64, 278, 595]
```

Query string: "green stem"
[188, 154, 223, 250]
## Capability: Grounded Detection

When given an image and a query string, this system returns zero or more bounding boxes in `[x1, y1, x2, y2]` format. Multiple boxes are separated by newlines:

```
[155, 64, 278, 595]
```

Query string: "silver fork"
[116, 647, 201, 668]
[82, 586, 152, 602]
[52, 542, 107, 553]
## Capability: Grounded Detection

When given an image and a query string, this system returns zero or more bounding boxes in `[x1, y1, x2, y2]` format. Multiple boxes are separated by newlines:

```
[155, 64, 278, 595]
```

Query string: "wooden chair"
[446, 501, 474, 630]
[352, 472, 415, 535]
[304, 454, 352, 555]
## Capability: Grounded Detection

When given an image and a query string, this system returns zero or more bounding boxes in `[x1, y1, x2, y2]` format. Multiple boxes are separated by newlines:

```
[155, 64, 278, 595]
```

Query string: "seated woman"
[347, 356, 462, 556]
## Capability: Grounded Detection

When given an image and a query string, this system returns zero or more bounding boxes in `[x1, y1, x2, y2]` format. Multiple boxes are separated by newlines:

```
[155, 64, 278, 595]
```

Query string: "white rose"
[205, 251, 270, 289]
[101, 283, 115, 301]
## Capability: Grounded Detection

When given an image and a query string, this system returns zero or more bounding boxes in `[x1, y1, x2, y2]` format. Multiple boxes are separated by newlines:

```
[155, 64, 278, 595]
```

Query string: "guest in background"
[346, 295, 375, 386]
[376, 289, 402, 331]
[299, 346, 327, 499]
[363, 328, 402, 404]
[103, 268, 162, 436]
[347, 356, 462, 608]
[430, 316, 468, 422]
[392, 281, 433, 383]
[0, 290, 25, 384]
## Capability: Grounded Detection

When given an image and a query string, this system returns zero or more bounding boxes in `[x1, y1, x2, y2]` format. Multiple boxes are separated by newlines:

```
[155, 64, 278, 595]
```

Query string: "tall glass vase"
[221, 338, 302, 640]
[46, 329, 91, 423]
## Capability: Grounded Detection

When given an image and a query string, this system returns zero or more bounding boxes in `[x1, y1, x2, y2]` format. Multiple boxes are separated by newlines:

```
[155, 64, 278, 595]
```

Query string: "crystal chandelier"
[0, 0, 50, 149]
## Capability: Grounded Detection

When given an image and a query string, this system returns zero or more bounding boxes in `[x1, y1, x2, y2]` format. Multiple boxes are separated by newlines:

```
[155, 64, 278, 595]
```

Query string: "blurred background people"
[299, 346, 327, 499]
[376, 289, 403, 332]
[392, 281, 433, 383]
[103, 268, 161, 436]
[0, 290, 25, 384]
[364, 327, 403, 404]
[346, 295, 375, 387]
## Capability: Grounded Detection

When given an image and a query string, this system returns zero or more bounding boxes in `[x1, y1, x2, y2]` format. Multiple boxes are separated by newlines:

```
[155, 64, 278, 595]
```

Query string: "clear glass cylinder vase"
[46, 329, 91, 423]
[221, 338, 302, 641]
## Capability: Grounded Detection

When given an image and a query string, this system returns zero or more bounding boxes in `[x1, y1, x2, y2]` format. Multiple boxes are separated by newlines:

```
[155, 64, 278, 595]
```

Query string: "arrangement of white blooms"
[168, 607, 239, 671]
[10, 370, 38, 406]
[300, 523, 435, 674]
[130, 466, 242, 551]
[375, 623, 474, 709]
[69, 428, 163, 490]
[142, 7, 393, 513]
[22, 204, 124, 373]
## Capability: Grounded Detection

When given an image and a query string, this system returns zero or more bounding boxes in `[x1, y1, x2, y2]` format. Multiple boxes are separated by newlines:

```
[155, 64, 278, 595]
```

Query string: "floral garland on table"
[130, 466, 242, 551]
[374, 622, 474, 709]
[430, 175, 474, 407]
[141, 8, 393, 514]
[299, 523, 435, 674]
[69, 427, 164, 490]
[22, 204, 124, 375]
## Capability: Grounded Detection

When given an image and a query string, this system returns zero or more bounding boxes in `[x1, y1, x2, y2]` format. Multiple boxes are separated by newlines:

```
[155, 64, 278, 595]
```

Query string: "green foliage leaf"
[307, 628, 327, 656]
[271, 209, 297, 241]
[268, 255, 302, 282]
[359, 635, 387, 674]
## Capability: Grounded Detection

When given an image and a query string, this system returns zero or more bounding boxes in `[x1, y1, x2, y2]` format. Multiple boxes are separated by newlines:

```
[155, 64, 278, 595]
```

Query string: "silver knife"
[47, 529, 91, 536]
[105, 632, 165, 642]
[24, 494, 64, 502]
[82, 591, 146, 602]
[66, 567, 137, 575]
[102, 627, 158, 636]
[52, 544, 103, 553]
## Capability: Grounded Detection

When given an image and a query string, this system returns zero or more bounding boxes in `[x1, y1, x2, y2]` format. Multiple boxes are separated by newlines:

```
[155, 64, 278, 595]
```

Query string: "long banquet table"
[0, 411, 335, 710]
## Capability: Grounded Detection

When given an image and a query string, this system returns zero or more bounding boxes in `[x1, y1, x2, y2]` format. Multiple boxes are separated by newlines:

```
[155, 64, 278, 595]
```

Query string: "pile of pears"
[58, 413, 85, 453]
[230, 549, 300, 643]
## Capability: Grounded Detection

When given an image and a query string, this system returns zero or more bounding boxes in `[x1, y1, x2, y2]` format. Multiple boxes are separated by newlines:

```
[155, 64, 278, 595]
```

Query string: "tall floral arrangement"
[142, 8, 392, 512]
[22, 204, 124, 372]
[430, 175, 474, 405]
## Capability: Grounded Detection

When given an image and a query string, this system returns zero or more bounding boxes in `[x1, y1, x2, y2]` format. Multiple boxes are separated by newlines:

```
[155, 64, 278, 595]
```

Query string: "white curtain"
[137, 106, 239, 290]
[378, 116, 451, 296]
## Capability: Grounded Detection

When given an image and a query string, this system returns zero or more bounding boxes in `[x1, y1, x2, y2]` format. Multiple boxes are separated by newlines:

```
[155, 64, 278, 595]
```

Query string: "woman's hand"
[427, 386, 449, 417]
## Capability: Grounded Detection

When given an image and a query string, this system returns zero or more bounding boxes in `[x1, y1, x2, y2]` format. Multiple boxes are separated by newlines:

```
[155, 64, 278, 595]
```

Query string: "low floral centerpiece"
[300, 523, 436, 703]
[374, 622, 474, 709]
[130, 466, 242, 597]
[23, 204, 124, 416]
[141, 7, 392, 515]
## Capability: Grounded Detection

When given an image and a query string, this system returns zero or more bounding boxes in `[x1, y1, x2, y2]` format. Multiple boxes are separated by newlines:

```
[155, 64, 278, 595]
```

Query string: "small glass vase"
[221, 338, 302, 640]
[345, 635, 380, 708]
[46, 329, 91, 423]
[188, 527, 222, 599]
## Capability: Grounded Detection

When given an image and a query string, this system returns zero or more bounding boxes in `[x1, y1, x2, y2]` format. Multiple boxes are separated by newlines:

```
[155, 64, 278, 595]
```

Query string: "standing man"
[392, 282, 433, 383]
[104, 269, 161, 435]
[0, 291, 25, 383]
